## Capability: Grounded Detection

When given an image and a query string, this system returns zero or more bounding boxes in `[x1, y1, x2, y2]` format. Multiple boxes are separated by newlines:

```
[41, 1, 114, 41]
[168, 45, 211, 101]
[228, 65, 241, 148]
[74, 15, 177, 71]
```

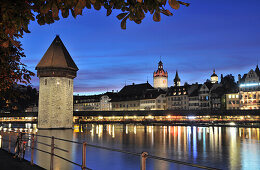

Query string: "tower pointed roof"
[154, 60, 168, 77]
[211, 69, 217, 77]
[36, 35, 78, 71]
[174, 70, 180, 82]
[36, 35, 78, 78]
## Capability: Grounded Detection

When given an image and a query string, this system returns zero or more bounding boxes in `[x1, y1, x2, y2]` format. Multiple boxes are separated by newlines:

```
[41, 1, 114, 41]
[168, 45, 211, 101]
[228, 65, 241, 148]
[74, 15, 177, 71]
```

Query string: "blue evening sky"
[20, 0, 260, 95]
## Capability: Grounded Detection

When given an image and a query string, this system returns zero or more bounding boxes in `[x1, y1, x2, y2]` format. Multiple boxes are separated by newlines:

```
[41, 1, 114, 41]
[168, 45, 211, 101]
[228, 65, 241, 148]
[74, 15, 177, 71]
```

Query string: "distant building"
[211, 69, 218, 83]
[153, 60, 168, 89]
[74, 92, 117, 111]
[238, 65, 260, 109]
[198, 83, 213, 109]
[225, 93, 240, 110]
[140, 89, 166, 110]
[166, 85, 189, 110]
[74, 95, 102, 111]
[111, 82, 154, 111]
[188, 84, 201, 110]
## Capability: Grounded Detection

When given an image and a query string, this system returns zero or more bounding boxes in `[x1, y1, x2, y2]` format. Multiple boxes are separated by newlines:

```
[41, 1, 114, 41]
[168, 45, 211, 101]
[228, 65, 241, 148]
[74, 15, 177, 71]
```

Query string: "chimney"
[132, 83, 135, 85]
[112, 90, 114, 93]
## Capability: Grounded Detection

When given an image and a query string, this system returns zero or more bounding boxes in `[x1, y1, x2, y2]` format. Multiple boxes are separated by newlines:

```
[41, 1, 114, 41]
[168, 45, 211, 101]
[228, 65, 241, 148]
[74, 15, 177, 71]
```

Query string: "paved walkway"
[0, 149, 45, 170]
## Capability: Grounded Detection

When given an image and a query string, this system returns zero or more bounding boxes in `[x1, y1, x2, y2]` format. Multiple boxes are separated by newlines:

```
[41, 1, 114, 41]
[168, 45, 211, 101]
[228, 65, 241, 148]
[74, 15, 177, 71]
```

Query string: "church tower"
[211, 69, 218, 83]
[36, 35, 78, 129]
[153, 60, 168, 89]
[174, 70, 181, 87]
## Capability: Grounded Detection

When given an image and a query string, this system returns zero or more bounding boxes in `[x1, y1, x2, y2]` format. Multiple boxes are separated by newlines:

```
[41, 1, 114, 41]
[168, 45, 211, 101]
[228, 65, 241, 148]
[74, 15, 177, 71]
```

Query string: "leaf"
[177, 1, 190, 7]
[1, 41, 9, 48]
[169, 0, 180, 10]
[153, 11, 161, 22]
[71, 9, 76, 18]
[85, 0, 91, 9]
[121, 18, 127, 29]
[107, 8, 112, 16]
[52, 3, 59, 18]
[40, 1, 52, 14]
[61, 8, 69, 18]
[94, 1, 101, 10]
[134, 19, 142, 24]
[117, 13, 128, 20]
[36, 15, 45, 25]
[161, 9, 173, 16]
[74, 0, 86, 15]
[90, 0, 96, 4]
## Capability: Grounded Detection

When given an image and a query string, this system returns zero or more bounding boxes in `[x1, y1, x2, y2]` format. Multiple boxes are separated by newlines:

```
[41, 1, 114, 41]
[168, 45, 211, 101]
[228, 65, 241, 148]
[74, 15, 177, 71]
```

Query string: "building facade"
[239, 65, 260, 109]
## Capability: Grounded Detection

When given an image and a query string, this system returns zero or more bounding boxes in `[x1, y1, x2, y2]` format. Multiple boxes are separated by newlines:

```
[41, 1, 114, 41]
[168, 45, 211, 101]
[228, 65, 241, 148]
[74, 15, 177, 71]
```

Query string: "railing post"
[30, 134, 34, 165]
[0, 131, 2, 149]
[8, 134, 11, 152]
[19, 133, 22, 160]
[82, 142, 87, 170]
[140, 152, 148, 170]
[50, 136, 55, 170]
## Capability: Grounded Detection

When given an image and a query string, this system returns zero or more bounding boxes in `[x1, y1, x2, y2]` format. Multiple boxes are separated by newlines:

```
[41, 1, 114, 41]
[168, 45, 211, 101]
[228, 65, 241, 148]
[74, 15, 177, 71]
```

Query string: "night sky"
[20, 0, 260, 95]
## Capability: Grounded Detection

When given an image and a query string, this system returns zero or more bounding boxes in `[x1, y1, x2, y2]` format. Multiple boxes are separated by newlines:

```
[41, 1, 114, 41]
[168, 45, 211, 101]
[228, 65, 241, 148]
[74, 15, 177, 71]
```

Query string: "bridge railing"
[0, 130, 220, 170]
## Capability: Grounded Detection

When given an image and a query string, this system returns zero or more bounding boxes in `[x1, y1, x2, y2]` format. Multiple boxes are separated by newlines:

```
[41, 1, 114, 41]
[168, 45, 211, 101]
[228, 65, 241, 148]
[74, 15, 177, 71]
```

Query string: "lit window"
[236, 95, 239, 98]
[229, 95, 231, 99]
[232, 95, 235, 98]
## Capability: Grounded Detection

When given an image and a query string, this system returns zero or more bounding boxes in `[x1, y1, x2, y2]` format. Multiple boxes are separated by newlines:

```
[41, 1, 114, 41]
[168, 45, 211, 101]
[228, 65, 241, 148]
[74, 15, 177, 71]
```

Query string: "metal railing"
[0, 130, 220, 170]
[0, 131, 91, 170]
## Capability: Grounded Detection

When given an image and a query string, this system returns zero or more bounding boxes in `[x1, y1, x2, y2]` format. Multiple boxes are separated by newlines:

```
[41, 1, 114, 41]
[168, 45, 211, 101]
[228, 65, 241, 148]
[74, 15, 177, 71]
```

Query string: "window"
[45, 79, 47, 85]
[157, 100, 161, 103]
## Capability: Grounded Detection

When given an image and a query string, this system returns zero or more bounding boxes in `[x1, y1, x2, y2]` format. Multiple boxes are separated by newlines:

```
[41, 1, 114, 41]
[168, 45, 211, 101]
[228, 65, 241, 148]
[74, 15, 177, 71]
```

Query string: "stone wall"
[38, 77, 73, 129]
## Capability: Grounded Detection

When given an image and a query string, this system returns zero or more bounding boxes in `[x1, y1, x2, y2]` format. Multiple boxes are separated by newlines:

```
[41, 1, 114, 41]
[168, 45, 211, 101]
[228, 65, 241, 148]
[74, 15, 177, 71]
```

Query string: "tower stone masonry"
[36, 35, 78, 129]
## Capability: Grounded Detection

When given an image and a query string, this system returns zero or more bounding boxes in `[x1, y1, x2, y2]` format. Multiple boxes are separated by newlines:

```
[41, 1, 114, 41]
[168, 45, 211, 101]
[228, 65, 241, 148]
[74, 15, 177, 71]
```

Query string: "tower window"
[45, 79, 47, 85]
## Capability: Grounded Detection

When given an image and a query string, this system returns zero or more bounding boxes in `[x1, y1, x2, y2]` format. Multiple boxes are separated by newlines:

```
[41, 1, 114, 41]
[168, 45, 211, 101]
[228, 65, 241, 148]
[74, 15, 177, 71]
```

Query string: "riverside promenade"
[0, 149, 44, 170]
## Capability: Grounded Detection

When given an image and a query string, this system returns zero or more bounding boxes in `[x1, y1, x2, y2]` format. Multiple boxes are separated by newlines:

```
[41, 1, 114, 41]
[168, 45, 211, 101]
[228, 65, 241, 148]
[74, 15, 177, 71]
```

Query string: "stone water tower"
[36, 35, 78, 129]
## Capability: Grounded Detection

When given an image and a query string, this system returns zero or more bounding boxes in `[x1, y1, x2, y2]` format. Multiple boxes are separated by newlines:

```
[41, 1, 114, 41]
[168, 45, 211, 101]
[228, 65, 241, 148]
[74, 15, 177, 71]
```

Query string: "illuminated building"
[225, 93, 240, 110]
[199, 83, 213, 109]
[210, 85, 226, 109]
[74, 92, 116, 111]
[111, 82, 154, 111]
[166, 85, 189, 110]
[153, 60, 168, 89]
[239, 65, 260, 109]
[74, 95, 102, 111]
[188, 84, 201, 110]
[140, 89, 166, 110]
[211, 69, 218, 83]
[36, 35, 78, 128]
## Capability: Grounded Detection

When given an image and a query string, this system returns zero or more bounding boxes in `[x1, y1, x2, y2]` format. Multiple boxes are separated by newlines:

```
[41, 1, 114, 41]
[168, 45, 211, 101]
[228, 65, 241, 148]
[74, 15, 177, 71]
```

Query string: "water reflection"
[0, 124, 259, 170]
